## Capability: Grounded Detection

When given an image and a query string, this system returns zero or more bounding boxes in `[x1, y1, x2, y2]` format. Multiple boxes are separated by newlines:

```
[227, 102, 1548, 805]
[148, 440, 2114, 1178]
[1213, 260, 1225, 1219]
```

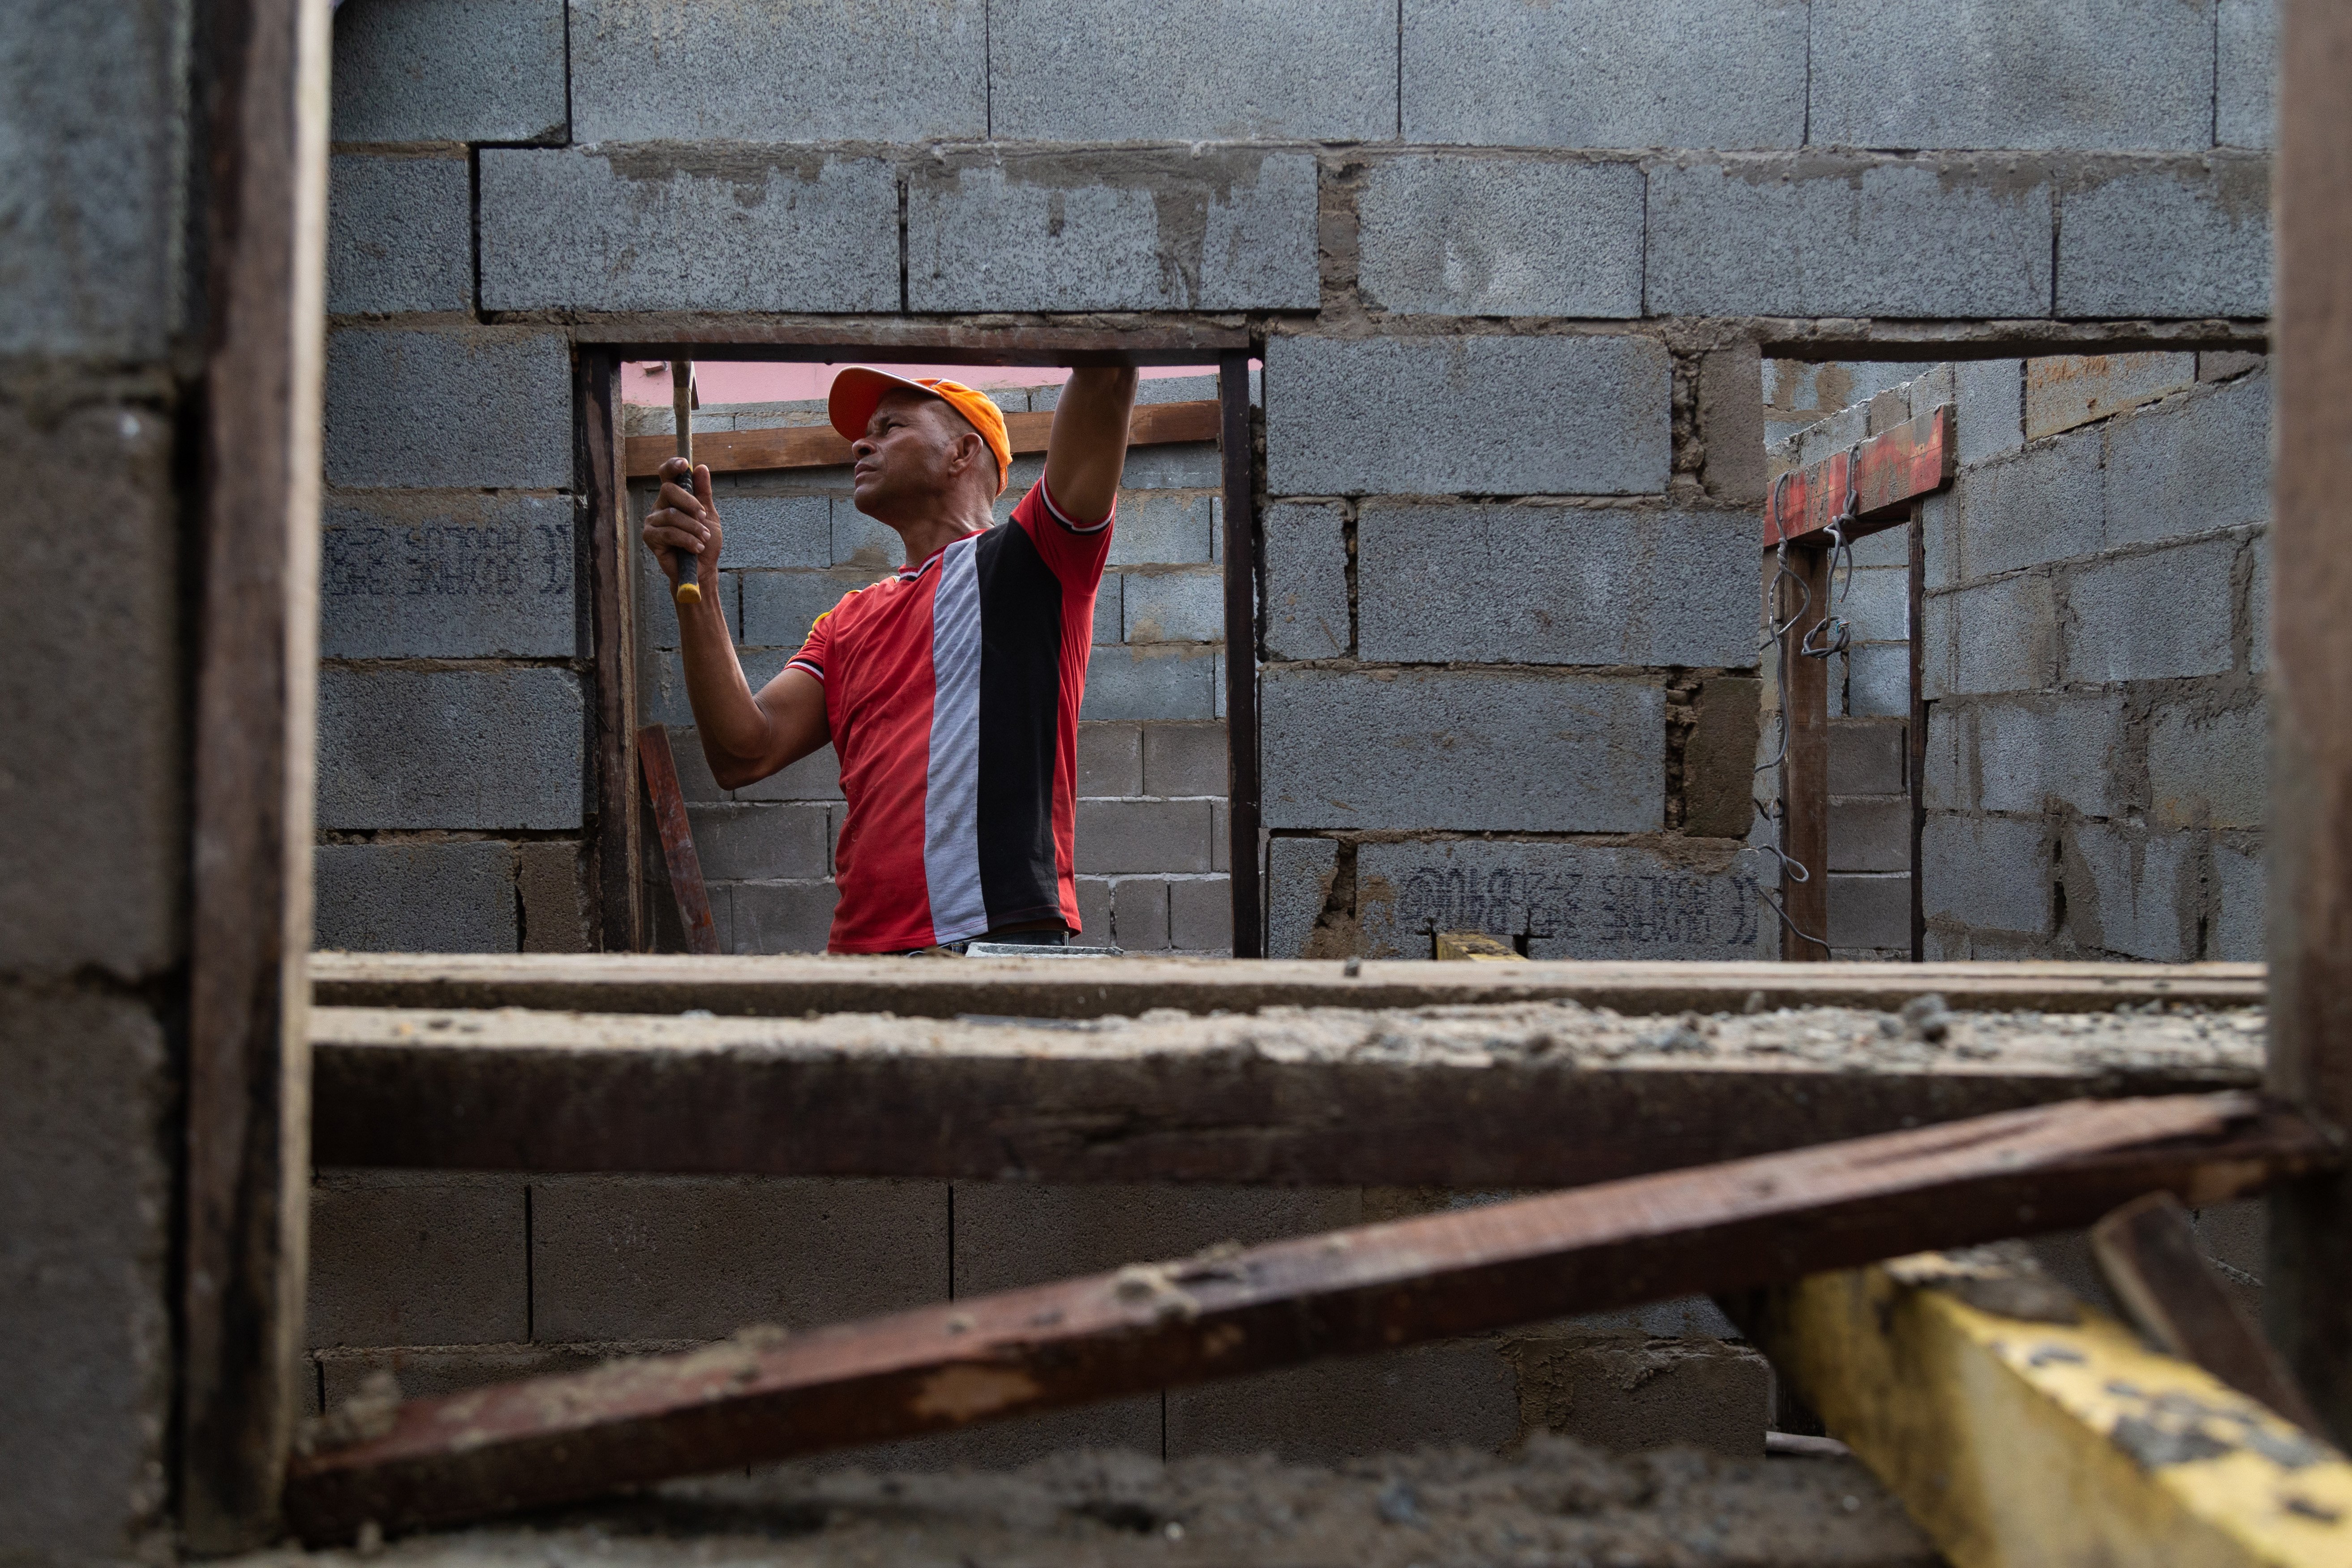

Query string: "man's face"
[851, 389, 985, 518]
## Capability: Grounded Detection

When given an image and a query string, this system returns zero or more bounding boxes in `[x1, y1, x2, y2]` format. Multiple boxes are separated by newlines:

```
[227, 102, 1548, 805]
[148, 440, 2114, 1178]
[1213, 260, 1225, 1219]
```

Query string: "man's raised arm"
[1043, 366, 1141, 520]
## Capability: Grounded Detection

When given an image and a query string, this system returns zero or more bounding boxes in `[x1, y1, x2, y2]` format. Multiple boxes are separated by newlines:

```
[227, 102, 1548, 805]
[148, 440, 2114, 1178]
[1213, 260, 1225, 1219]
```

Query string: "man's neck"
[887, 502, 993, 569]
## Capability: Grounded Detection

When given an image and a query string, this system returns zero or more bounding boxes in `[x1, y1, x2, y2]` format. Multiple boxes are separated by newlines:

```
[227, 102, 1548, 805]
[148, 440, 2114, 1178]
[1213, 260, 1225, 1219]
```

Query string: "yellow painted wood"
[1761, 1255, 2352, 1567]
[1432, 932, 1524, 961]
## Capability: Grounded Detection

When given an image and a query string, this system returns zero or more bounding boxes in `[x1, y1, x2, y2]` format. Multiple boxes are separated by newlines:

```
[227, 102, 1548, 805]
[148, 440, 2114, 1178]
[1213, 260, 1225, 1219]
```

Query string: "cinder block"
[1955, 358, 2027, 467]
[325, 328, 571, 490]
[1075, 876, 1114, 944]
[2200, 350, 2268, 383]
[2056, 160, 2272, 319]
[717, 494, 833, 569]
[313, 841, 517, 953]
[480, 149, 900, 314]
[316, 668, 584, 830]
[1142, 722, 1228, 798]
[1265, 335, 1671, 497]
[1170, 1340, 1521, 1461]
[1107, 492, 1215, 567]
[1964, 694, 2125, 817]
[517, 842, 590, 953]
[1810, 0, 2213, 151]
[1356, 840, 1759, 960]
[685, 805, 831, 881]
[732, 743, 845, 803]
[1940, 573, 2058, 695]
[530, 1176, 949, 1343]
[1358, 157, 1643, 318]
[567, 0, 985, 142]
[1121, 571, 1223, 644]
[1401, 0, 1807, 147]
[331, 0, 567, 143]
[2150, 703, 2267, 829]
[1077, 722, 1142, 797]
[830, 501, 905, 571]
[991, 0, 1394, 141]
[1957, 424, 2104, 579]
[1921, 814, 2049, 936]
[0, 401, 182, 977]
[1846, 643, 1911, 719]
[1169, 878, 1233, 952]
[1262, 501, 1349, 662]
[1835, 566, 1910, 644]
[1080, 645, 1219, 721]
[1266, 837, 1340, 959]
[2249, 531, 2271, 674]
[1828, 872, 1912, 949]
[1092, 574, 1123, 645]
[2065, 824, 2195, 961]
[952, 1184, 1362, 1295]
[1829, 798, 1910, 872]
[2218, 0, 2279, 149]
[1647, 158, 2052, 319]
[2025, 352, 2196, 441]
[2102, 369, 2270, 548]
[637, 563, 744, 654]
[728, 880, 840, 954]
[0, 991, 173, 1558]
[1685, 677, 1762, 839]
[1265, 670, 1664, 833]
[1111, 878, 1171, 950]
[1828, 719, 1907, 796]
[1505, 1333, 1771, 1458]
[327, 154, 472, 315]
[739, 570, 867, 650]
[0, 3, 184, 360]
[322, 493, 575, 658]
[2211, 840, 2264, 960]
[2063, 539, 2236, 683]
[907, 154, 1318, 312]
[1356, 503, 1756, 667]
[1699, 341, 1768, 504]
[1077, 800, 1215, 875]
[305, 1173, 527, 1348]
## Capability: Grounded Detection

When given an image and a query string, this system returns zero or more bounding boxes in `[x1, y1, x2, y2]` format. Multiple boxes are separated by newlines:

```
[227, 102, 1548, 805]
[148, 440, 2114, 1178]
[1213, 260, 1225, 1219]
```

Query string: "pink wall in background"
[621, 360, 1218, 406]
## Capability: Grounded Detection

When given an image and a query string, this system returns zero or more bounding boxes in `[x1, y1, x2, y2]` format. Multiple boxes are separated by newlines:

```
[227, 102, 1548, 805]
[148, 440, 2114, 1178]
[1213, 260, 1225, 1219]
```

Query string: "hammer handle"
[670, 360, 701, 606]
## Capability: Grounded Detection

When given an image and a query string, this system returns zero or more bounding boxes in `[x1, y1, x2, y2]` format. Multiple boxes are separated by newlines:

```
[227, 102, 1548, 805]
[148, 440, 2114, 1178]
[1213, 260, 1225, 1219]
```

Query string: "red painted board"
[637, 724, 721, 956]
[1764, 404, 1954, 550]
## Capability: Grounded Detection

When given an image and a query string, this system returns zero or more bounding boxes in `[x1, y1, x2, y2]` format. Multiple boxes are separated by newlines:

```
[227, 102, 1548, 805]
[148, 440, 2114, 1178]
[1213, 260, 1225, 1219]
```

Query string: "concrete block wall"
[1917, 354, 2272, 960]
[628, 374, 1232, 953]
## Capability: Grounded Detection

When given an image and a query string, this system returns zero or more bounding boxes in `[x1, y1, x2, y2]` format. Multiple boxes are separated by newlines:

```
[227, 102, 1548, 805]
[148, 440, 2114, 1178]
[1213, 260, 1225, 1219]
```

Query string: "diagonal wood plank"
[284, 1092, 2331, 1542]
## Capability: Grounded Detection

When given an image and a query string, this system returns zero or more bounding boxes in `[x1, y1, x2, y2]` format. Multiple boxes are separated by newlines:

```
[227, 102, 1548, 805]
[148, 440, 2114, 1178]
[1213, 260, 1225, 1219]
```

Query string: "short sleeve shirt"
[788, 479, 1113, 953]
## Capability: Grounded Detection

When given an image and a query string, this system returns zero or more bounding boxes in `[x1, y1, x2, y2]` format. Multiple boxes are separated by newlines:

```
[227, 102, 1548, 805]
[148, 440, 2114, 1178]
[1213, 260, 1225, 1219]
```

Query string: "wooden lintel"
[589, 318, 1252, 365]
[284, 1092, 2326, 1542]
[309, 952, 2266, 1020]
[309, 1003, 2262, 1184]
[1743, 1250, 2352, 1567]
[622, 397, 1221, 480]
[1764, 404, 1953, 549]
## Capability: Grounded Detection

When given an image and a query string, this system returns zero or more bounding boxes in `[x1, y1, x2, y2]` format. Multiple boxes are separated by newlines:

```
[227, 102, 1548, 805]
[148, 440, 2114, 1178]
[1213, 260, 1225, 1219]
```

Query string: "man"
[642, 365, 1139, 954]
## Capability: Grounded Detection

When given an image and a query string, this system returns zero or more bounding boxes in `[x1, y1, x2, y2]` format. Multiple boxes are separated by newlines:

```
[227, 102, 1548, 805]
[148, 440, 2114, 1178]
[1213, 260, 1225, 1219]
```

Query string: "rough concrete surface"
[328, 154, 473, 316]
[1354, 839, 1759, 960]
[2056, 159, 2272, 319]
[316, 668, 585, 830]
[324, 329, 573, 490]
[1261, 502, 1350, 662]
[314, 841, 519, 954]
[331, 0, 568, 144]
[1356, 157, 1645, 318]
[322, 493, 577, 659]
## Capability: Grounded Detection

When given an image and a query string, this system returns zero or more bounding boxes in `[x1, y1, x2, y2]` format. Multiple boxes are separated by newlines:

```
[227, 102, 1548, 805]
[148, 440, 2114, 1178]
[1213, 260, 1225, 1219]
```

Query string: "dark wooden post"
[1780, 545, 1832, 959]
[1220, 350, 1263, 957]
[2265, 0, 2352, 1446]
[180, 0, 329, 1547]
[579, 350, 645, 952]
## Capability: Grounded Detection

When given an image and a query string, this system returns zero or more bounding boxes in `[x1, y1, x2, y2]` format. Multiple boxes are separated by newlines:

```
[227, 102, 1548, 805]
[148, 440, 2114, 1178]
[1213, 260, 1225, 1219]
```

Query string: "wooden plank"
[579, 351, 644, 953]
[2092, 1192, 2324, 1432]
[636, 726, 720, 955]
[595, 320, 1251, 364]
[1780, 545, 1833, 959]
[1745, 1248, 2352, 1568]
[2267, 0, 2352, 1447]
[1219, 351, 1262, 958]
[1764, 405, 1954, 549]
[179, 0, 329, 1549]
[622, 398, 1222, 480]
[1434, 932, 1524, 960]
[309, 952, 2268, 1019]
[307, 1001, 2264, 1184]
[283, 1092, 2330, 1541]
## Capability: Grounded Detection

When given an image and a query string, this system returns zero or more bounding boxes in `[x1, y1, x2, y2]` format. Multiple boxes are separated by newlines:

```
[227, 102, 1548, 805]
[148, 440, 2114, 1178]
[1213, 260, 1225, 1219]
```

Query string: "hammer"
[670, 358, 703, 607]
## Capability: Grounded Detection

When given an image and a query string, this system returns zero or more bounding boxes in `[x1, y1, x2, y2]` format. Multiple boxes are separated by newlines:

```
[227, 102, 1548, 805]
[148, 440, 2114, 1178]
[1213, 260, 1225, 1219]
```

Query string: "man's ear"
[947, 431, 983, 477]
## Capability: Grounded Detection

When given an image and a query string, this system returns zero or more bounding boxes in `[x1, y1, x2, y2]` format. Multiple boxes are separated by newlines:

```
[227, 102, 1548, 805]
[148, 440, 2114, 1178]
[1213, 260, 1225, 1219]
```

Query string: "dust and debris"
[296, 1371, 403, 1456]
[246, 1437, 1936, 1568]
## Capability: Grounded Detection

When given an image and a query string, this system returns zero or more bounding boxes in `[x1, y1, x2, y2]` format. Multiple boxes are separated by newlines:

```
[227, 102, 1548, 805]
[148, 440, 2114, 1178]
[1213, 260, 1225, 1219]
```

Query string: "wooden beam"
[1763, 404, 1953, 549]
[180, 0, 329, 1549]
[283, 1092, 2329, 1542]
[309, 953, 2266, 1019]
[636, 726, 720, 955]
[2094, 1192, 2324, 1433]
[1220, 352, 1263, 958]
[1779, 545, 1833, 959]
[591, 319, 1251, 365]
[309, 1002, 2263, 1184]
[1743, 1249, 2352, 1568]
[580, 351, 644, 953]
[622, 398, 1221, 480]
[2267, 0, 2352, 1447]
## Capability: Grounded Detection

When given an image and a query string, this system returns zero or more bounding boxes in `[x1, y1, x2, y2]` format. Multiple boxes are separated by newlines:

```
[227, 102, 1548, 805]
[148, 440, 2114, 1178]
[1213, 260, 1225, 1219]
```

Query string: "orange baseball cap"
[827, 367, 1012, 496]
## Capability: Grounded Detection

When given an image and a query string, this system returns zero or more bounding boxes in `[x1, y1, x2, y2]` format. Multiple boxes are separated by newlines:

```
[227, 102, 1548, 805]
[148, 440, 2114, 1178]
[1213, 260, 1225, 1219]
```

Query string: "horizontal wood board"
[1765, 404, 1953, 549]
[623, 399, 1219, 479]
